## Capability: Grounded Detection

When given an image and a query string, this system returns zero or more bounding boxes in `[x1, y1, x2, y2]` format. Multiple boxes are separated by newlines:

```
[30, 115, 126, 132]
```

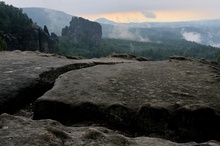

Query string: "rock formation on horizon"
[3, 24, 58, 53]
[62, 17, 102, 47]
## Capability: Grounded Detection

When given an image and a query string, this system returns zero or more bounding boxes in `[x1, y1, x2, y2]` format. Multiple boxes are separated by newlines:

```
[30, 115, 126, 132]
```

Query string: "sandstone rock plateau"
[0, 51, 220, 145]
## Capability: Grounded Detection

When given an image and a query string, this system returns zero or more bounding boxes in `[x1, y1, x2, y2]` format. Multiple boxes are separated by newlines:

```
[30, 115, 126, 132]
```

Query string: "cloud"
[108, 24, 149, 42]
[141, 11, 157, 19]
[108, 25, 135, 40]
[4, 0, 220, 22]
[4, 0, 220, 14]
[43, 8, 72, 35]
[181, 28, 201, 43]
[211, 43, 220, 48]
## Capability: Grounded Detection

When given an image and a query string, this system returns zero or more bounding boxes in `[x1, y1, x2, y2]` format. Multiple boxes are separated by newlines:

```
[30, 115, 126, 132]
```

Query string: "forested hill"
[0, 2, 32, 33]
[0, 1, 32, 50]
[0, 2, 58, 52]
[92, 38, 220, 61]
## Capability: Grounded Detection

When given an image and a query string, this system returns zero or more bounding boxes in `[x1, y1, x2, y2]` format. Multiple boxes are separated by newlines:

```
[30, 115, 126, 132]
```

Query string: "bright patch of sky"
[3, 0, 220, 22]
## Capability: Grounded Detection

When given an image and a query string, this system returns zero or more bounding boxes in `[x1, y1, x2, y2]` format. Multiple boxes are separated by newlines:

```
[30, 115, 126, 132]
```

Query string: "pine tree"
[0, 31, 6, 51]
[217, 53, 220, 63]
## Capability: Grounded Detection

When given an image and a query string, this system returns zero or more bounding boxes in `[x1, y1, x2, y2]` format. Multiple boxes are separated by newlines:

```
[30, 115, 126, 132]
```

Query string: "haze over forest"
[1, 1, 220, 61]
[22, 7, 220, 48]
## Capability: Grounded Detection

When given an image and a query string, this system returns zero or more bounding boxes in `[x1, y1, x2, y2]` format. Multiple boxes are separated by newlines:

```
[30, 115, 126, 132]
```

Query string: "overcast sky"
[3, 0, 220, 22]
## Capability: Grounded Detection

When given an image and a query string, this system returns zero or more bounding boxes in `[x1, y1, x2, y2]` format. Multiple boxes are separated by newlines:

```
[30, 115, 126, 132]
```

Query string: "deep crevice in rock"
[10, 63, 95, 116]
[12, 61, 123, 116]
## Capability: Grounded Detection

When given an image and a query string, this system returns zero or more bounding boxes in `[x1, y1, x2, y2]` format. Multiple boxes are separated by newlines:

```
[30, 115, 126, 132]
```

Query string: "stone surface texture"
[34, 57, 220, 142]
[1, 51, 220, 145]
[1, 113, 220, 146]
[0, 51, 133, 114]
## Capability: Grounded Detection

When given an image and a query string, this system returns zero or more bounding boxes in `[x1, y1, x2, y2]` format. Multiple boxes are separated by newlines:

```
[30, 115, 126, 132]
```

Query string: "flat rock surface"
[0, 51, 135, 114]
[1, 51, 220, 144]
[1, 113, 219, 146]
[37, 59, 220, 107]
[34, 58, 220, 142]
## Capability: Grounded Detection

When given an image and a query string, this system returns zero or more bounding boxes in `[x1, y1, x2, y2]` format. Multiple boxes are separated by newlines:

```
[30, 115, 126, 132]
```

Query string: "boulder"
[1, 113, 219, 146]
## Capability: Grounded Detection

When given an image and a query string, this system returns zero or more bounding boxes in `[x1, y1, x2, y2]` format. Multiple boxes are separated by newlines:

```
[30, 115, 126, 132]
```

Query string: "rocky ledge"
[1, 113, 219, 146]
[0, 51, 220, 145]
[0, 50, 133, 114]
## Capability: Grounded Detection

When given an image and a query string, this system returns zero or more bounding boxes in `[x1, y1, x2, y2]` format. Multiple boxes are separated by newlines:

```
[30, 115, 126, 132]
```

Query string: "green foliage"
[0, 1, 36, 51]
[0, 2, 33, 33]
[55, 36, 218, 61]
[0, 31, 6, 51]
[100, 38, 218, 61]
[217, 51, 220, 63]
[55, 37, 120, 58]
[0, 2, 33, 32]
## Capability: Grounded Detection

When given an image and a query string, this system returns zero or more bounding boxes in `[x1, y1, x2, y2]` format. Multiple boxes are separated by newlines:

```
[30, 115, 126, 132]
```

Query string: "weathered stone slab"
[1, 113, 219, 146]
[34, 59, 220, 142]
[0, 51, 134, 114]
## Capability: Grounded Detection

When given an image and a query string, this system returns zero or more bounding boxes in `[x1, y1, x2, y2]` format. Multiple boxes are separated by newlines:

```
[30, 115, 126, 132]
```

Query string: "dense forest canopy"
[0, 1, 57, 52]
[55, 37, 219, 61]
[0, 1, 33, 34]
[0, 31, 6, 50]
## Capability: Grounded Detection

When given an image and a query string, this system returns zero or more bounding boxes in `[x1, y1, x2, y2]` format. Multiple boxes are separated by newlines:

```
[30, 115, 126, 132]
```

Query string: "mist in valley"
[22, 7, 220, 49]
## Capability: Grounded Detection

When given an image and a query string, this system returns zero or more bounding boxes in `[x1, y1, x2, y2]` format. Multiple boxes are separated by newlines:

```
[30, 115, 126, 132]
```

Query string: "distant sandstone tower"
[62, 17, 102, 47]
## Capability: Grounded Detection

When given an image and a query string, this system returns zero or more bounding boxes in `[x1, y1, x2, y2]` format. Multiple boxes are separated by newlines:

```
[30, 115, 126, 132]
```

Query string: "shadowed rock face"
[1, 51, 220, 145]
[62, 17, 102, 46]
[4, 25, 57, 53]
[1, 113, 220, 146]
